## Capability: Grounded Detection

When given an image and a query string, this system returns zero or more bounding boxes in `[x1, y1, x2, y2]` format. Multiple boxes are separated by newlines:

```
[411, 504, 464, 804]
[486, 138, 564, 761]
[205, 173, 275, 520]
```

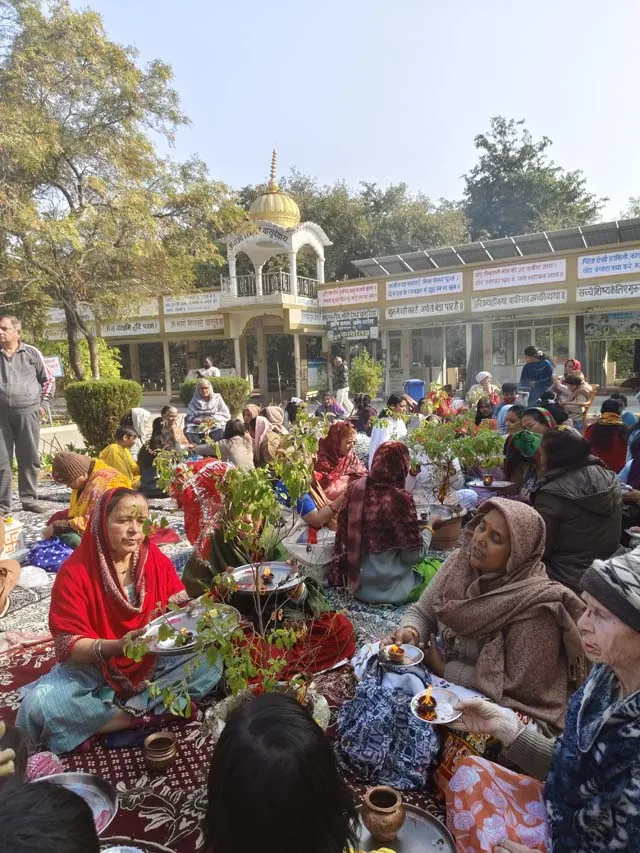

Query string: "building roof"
[351, 218, 640, 278]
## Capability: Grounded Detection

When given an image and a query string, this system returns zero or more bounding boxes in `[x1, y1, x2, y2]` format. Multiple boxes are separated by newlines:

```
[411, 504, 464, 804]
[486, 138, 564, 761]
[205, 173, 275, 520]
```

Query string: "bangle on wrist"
[404, 626, 421, 645]
[93, 638, 105, 664]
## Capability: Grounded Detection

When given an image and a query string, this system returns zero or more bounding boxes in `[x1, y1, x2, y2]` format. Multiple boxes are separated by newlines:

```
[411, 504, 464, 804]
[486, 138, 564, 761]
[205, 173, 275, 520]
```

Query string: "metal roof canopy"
[351, 218, 640, 277]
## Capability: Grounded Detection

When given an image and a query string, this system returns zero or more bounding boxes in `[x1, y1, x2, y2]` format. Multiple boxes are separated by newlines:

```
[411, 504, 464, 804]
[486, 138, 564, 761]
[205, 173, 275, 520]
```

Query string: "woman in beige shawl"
[386, 498, 587, 730]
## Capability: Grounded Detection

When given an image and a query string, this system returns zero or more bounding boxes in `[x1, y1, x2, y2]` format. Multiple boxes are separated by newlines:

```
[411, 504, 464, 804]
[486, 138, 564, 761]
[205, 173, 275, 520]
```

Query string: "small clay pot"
[143, 731, 178, 772]
[361, 786, 406, 843]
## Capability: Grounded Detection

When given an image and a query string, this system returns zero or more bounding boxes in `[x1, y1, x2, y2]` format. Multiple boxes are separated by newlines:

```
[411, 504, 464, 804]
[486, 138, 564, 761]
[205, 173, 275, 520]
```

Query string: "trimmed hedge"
[180, 376, 251, 417]
[66, 379, 143, 453]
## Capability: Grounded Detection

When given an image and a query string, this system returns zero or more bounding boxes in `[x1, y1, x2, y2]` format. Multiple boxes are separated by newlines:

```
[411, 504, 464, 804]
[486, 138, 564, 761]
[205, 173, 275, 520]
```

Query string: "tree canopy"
[0, 0, 246, 378]
[463, 116, 606, 241]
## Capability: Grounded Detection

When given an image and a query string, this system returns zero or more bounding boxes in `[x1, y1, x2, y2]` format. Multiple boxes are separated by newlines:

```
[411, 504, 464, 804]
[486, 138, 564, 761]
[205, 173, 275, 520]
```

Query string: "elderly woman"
[159, 405, 190, 451]
[332, 442, 437, 605]
[386, 498, 586, 730]
[532, 428, 622, 593]
[17, 489, 222, 753]
[446, 550, 640, 853]
[313, 421, 366, 504]
[584, 398, 629, 473]
[43, 452, 131, 546]
[466, 371, 500, 407]
[185, 379, 230, 443]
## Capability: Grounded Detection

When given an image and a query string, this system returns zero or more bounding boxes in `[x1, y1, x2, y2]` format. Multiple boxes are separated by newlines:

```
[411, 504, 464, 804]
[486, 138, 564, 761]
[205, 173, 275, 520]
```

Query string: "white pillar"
[568, 314, 577, 360]
[228, 252, 238, 297]
[162, 339, 172, 400]
[256, 263, 263, 298]
[316, 255, 325, 284]
[289, 251, 298, 297]
[233, 336, 242, 378]
[293, 332, 302, 398]
[380, 327, 389, 397]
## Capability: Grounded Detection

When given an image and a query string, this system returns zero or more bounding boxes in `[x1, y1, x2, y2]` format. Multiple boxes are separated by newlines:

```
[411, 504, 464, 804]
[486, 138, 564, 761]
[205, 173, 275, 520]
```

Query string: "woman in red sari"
[16, 488, 222, 753]
[313, 421, 366, 503]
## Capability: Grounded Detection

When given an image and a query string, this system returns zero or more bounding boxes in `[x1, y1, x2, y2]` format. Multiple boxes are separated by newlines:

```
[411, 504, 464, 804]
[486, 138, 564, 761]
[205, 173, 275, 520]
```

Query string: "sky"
[72, 0, 639, 221]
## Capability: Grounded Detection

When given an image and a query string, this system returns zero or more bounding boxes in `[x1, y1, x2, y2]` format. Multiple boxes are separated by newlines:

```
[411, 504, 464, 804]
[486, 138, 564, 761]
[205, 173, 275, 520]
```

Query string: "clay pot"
[143, 731, 178, 772]
[361, 786, 406, 843]
[431, 514, 463, 551]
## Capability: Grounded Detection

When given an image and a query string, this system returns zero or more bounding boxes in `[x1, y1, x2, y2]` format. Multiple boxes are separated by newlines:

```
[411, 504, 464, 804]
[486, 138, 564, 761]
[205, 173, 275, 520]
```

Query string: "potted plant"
[405, 415, 504, 549]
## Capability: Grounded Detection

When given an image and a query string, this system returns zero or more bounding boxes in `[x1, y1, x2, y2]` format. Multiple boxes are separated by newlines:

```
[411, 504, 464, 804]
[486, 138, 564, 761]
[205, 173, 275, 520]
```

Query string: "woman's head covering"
[476, 371, 492, 384]
[565, 358, 582, 373]
[187, 379, 216, 416]
[52, 452, 92, 484]
[130, 408, 151, 440]
[582, 552, 640, 632]
[512, 429, 542, 458]
[253, 415, 273, 452]
[243, 403, 261, 422]
[263, 406, 287, 432]
[315, 421, 356, 469]
[331, 442, 421, 590]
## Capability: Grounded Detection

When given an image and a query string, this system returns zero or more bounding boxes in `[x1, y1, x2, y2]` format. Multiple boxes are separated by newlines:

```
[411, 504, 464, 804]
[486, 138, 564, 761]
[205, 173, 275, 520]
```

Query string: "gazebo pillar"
[289, 251, 298, 297]
[316, 255, 325, 284]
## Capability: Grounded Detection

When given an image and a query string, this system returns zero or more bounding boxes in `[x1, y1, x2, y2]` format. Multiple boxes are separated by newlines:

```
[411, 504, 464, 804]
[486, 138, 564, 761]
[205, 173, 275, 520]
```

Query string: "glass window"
[411, 328, 442, 368]
[115, 344, 132, 380]
[492, 327, 514, 366]
[138, 342, 165, 392]
[534, 326, 551, 355]
[516, 328, 532, 363]
[445, 325, 466, 370]
[389, 335, 402, 369]
[169, 341, 190, 390]
[552, 324, 569, 361]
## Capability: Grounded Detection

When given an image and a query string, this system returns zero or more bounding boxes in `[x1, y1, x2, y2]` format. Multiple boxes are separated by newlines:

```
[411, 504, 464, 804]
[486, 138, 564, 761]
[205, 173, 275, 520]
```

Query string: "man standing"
[333, 355, 352, 415]
[0, 316, 54, 514]
[187, 356, 220, 381]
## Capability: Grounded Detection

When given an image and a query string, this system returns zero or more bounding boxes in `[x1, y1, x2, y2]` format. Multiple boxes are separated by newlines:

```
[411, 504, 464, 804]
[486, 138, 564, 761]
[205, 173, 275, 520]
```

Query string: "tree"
[0, 0, 246, 378]
[463, 116, 605, 240]
[621, 197, 640, 219]
[237, 171, 468, 281]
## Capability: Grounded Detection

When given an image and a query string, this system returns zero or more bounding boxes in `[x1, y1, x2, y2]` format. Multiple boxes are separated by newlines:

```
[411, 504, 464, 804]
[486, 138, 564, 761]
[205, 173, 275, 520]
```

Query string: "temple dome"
[248, 149, 301, 229]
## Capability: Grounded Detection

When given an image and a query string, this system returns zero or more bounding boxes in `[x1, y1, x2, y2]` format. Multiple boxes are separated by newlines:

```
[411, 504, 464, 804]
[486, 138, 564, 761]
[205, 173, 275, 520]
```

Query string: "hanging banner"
[326, 309, 379, 341]
[163, 292, 221, 314]
[385, 299, 464, 320]
[164, 315, 224, 333]
[576, 281, 640, 302]
[318, 282, 378, 307]
[578, 250, 640, 279]
[584, 312, 640, 339]
[472, 289, 567, 312]
[386, 272, 463, 301]
[473, 259, 566, 291]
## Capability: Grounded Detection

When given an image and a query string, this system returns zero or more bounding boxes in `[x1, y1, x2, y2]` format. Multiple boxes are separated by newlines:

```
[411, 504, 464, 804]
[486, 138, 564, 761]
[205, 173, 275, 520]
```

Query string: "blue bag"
[336, 655, 441, 790]
[25, 537, 73, 572]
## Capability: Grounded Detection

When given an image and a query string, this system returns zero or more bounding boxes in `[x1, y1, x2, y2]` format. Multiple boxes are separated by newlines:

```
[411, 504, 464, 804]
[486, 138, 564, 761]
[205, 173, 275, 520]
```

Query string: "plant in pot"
[405, 415, 504, 549]
[125, 410, 333, 728]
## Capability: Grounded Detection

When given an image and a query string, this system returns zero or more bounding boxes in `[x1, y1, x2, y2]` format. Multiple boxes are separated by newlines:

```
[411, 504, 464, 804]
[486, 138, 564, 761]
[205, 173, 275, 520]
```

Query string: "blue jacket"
[519, 359, 553, 405]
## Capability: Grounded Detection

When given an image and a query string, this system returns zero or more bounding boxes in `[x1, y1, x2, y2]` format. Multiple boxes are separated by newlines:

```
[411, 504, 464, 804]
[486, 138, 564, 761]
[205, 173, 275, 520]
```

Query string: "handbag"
[336, 655, 440, 790]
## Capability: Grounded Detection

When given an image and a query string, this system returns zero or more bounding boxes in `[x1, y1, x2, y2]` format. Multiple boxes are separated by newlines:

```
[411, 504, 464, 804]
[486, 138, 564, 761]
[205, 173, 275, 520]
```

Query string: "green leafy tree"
[238, 171, 468, 281]
[0, 0, 246, 379]
[33, 336, 122, 383]
[349, 350, 384, 398]
[463, 116, 605, 240]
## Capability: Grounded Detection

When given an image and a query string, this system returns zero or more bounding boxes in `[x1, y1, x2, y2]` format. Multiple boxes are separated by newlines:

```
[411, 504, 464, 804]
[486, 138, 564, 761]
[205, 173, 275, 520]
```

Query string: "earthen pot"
[143, 731, 178, 772]
[361, 786, 406, 843]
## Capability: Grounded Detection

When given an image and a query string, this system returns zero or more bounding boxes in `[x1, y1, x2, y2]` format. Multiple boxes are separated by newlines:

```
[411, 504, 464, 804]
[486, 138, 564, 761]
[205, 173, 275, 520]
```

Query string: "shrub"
[180, 376, 250, 416]
[66, 379, 143, 453]
[349, 350, 384, 399]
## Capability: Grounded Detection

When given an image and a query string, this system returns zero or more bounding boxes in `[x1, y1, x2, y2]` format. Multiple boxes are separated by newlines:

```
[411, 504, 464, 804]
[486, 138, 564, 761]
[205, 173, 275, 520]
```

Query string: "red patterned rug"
[1, 643, 443, 852]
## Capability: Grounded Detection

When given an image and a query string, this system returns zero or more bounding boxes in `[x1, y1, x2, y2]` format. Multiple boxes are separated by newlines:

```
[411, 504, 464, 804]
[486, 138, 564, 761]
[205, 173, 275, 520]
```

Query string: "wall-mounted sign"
[576, 281, 640, 301]
[578, 250, 640, 279]
[47, 305, 94, 323]
[318, 282, 379, 307]
[385, 299, 465, 320]
[386, 272, 463, 301]
[163, 292, 221, 314]
[164, 315, 224, 333]
[326, 309, 379, 342]
[227, 224, 291, 249]
[101, 320, 161, 337]
[473, 259, 566, 291]
[472, 289, 567, 312]
[584, 312, 640, 339]
[299, 310, 324, 326]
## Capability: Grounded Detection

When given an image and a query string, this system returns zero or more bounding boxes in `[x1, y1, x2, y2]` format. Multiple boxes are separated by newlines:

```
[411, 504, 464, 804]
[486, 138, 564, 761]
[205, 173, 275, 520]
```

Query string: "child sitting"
[98, 426, 141, 489]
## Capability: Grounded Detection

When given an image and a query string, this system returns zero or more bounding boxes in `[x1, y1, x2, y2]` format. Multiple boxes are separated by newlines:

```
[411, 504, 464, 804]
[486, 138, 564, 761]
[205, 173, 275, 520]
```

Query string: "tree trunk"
[87, 333, 100, 379]
[64, 306, 85, 380]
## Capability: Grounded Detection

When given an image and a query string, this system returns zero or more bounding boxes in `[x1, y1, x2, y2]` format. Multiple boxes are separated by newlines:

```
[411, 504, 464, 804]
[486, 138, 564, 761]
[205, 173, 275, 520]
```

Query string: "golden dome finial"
[249, 147, 300, 228]
[268, 147, 278, 190]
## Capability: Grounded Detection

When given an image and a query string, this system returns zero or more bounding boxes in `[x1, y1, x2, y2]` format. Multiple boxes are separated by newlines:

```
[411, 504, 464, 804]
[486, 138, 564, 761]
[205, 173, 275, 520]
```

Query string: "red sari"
[49, 489, 186, 697]
[313, 421, 366, 501]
